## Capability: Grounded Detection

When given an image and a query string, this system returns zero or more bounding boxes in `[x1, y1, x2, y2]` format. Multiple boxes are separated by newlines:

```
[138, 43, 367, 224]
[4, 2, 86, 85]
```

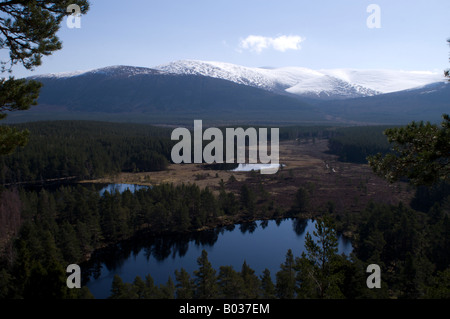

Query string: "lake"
[232, 163, 283, 172]
[99, 183, 150, 196]
[83, 215, 352, 299]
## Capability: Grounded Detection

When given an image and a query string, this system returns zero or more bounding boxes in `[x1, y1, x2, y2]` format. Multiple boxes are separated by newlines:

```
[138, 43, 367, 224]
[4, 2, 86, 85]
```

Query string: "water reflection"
[82, 218, 318, 281]
[82, 218, 353, 299]
[260, 220, 269, 229]
[292, 218, 308, 236]
[239, 221, 257, 234]
[82, 226, 225, 282]
[99, 183, 149, 196]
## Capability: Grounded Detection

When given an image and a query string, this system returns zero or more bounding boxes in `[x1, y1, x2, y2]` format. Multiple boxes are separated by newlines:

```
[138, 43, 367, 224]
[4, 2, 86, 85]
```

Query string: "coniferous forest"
[0, 121, 448, 300]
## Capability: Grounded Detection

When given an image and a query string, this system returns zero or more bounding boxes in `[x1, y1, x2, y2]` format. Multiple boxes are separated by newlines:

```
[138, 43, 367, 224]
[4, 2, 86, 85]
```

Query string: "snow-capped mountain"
[30, 61, 445, 101]
[155, 60, 445, 99]
[28, 65, 162, 79]
[14, 61, 449, 125]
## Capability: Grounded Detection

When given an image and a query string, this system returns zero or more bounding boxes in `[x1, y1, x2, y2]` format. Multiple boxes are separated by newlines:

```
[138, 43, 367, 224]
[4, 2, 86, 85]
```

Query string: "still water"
[83, 209, 352, 299]
[99, 183, 149, 196]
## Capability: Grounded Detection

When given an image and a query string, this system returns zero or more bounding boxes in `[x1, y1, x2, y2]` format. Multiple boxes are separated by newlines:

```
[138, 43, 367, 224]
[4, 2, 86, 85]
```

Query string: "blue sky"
[7, 0, 450, 78]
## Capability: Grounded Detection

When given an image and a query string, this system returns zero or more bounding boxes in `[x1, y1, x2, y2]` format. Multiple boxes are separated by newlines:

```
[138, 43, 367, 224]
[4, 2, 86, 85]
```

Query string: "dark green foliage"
[194, 250, 218, 299]
[217, 266, 244, 299]
[175, 268, 194, 299]
[328, 126, 393, 163]
[368, 114, 450, 186]
[425, 267, 450, 298]
[353, 202, 450, 298]
[279, 126, 335, 141]
[295, 217, 345, 299]
[159, 277, 175, 299]
[275, 249, 296, 299]
[240, 184, 256, 216]
[0, 121, 173, 184]
[240, 261, 260, 298]
[0, 180, 243, 299]
[293, 187, 309, 213]
[0, 1, 89, 71]
[0, 78, 42, 120]
[260, 269, 276, 299]
[0, 1, 89, 155]
[0, 78, 40, 155]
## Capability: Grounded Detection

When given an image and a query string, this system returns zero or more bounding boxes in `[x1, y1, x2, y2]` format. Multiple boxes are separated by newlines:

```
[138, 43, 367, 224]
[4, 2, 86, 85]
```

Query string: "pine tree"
[240, 184, 256, 216]
[109, 274, 126, 299]
[295, 217, 344, 299]
[0, 1, 89, 155]
[144, 274, 161, 299]
[194, 250, 218, 299]
[241, 261, 260, 298]
[368, 114, 450, 186]
[132, 276, 147, 299]
[275, 249, 296, 299]
[260, 269, 276, 299]
[217, 266, 244, 298]
[175, 268, 194, 299]
[293, 187, 309, 213]
[159, 277, 175, 299]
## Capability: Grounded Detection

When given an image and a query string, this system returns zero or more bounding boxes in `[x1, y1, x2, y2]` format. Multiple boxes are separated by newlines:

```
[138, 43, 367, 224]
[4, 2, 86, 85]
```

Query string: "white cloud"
[239, 35, 304, 53]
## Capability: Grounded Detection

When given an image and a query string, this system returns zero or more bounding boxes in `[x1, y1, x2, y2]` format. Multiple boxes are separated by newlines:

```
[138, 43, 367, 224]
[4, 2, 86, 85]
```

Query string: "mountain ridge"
[28, 60, 446, 101]
[9, 60, 448, 125]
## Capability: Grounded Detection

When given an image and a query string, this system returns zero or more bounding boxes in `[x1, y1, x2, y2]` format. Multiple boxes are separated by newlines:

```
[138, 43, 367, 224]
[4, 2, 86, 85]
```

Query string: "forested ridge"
[0, 121, 337, 185]
[0, 121, 174, 185]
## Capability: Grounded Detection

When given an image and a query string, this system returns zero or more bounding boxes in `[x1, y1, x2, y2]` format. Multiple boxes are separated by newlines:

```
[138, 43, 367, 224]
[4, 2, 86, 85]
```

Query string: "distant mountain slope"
[155, 60, 444, 99]
[6, 62, 446, 126]
[18, 65, 326, 125]
[315, 81, 450, 124]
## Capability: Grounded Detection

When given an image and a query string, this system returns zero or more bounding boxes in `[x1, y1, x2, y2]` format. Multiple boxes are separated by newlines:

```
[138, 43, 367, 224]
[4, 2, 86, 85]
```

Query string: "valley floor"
[80, 139, 414, 224]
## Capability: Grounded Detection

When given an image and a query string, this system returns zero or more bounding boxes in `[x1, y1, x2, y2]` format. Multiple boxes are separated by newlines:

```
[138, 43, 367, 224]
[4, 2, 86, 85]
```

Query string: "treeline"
[0, 181, 272, 298]
[278, 125, 336, 141]
[0, 121, 341, 185]
[0, 121, 174, 185]
[327, 126, 395, 163]
[108, 202, 450, 300]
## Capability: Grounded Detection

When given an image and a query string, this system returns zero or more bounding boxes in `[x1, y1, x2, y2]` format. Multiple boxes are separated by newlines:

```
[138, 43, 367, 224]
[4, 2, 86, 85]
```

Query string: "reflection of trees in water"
[225, 224, 235, 232]
[151, 237, 173, 261]
[239, 222, 258, 234]
[81, 218, 309, 286]
[82, 227, 223, 282]
[81, 242, 133, 283]
[172, 240, 189, 259]
[193, 229, 220, 247]
[292, 218, 308, 236]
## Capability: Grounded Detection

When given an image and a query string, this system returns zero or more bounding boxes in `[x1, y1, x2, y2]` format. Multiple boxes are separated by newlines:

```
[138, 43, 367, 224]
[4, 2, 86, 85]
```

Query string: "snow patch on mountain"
[30, 60, 445, 100]
[320, 69, 445, 93]
[29, 65, 162, 79]
[156, 60, 443, 99]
